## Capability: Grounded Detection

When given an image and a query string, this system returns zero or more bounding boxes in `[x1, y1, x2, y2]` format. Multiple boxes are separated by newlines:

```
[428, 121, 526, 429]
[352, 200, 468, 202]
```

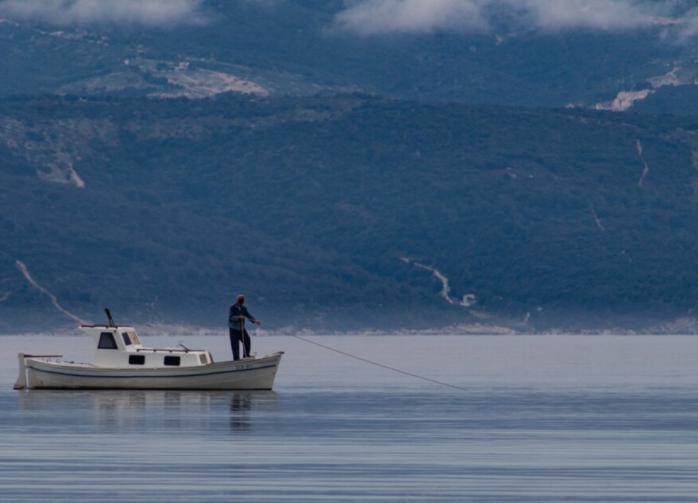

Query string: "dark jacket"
[228, 303, 256, 329]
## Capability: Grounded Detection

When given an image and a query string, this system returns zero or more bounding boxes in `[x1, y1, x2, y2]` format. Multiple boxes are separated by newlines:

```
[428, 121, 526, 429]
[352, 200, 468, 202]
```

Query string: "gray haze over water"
[1, 334, 698, 501]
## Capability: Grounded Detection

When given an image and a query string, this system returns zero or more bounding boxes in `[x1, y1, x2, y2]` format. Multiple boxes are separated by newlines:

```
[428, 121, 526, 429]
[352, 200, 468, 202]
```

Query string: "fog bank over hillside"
[334, 0, 680, 36]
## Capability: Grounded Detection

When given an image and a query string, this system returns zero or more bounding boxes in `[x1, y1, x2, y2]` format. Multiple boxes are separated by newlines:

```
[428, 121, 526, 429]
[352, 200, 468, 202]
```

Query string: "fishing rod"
[290, 334, 468, 392]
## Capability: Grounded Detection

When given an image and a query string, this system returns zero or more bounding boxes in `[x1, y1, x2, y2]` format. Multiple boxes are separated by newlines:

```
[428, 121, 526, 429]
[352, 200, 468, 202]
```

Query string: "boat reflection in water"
[229, 392, 253, 431]
[17, 389, 277, 434]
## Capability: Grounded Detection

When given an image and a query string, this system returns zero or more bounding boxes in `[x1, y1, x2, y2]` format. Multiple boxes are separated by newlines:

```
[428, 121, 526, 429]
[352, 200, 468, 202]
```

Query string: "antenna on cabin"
[104, 308, 116, 327]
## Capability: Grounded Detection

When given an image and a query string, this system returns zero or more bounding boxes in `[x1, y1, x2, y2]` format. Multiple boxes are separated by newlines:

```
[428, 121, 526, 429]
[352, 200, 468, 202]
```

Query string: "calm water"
[1, 334, 698, 502]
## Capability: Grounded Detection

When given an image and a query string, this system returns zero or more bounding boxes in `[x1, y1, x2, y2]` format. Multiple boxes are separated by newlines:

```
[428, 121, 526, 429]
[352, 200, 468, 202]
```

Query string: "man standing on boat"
[229, 294, 260, 360]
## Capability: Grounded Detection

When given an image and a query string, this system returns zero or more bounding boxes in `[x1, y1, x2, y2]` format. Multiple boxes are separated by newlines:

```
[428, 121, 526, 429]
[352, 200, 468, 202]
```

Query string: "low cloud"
[335, 0, 682, 36]
[334, 0, 488, 36]
[0, 0, 207, 26]
[515, 0, 663, 31]
[674, 7, 698, 40]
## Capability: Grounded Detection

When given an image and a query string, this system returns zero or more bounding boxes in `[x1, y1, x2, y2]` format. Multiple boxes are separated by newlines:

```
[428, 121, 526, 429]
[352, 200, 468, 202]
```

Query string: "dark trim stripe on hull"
[29, 363, 278, 379]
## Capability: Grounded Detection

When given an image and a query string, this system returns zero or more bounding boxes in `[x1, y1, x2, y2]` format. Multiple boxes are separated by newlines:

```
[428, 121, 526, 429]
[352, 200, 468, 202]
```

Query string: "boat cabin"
[80, 325, 213, 369]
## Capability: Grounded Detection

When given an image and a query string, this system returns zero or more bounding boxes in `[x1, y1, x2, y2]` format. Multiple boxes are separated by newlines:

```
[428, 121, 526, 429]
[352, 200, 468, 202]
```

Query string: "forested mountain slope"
[2, 95, 698, 331]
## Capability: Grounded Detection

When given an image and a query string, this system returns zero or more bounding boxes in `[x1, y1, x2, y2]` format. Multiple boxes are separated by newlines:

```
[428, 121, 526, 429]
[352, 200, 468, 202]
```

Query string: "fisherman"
[228, 294, 261, 360]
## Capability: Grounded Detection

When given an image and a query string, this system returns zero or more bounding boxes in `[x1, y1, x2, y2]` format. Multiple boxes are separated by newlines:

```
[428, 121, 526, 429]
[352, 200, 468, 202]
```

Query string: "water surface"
[1, 335, 698, 501]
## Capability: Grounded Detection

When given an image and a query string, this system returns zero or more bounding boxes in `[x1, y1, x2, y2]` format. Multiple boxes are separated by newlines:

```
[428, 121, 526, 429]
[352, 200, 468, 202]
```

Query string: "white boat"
[14, 319, 283, 391]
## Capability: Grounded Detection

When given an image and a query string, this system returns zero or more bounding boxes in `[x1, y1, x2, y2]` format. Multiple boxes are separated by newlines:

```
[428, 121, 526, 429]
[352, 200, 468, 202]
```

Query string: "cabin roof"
[80, 324, 135, 329]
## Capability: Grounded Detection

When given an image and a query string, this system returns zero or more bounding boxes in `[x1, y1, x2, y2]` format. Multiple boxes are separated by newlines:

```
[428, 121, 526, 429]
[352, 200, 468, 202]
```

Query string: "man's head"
[236, 294, 245, 305]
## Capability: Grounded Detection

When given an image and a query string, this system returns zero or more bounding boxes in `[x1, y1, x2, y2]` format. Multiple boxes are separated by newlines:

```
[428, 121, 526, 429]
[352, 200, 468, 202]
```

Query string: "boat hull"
[16, 353, 283, 390]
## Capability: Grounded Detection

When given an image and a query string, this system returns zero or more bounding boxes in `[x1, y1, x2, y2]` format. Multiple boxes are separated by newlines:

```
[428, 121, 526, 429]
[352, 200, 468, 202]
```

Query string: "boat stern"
[14, 353, 65, 390]
[14, 353, 27, 390]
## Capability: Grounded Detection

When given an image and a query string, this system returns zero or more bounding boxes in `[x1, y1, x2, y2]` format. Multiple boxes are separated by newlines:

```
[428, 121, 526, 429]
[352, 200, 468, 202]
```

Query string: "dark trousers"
[229, 328, 251, 360]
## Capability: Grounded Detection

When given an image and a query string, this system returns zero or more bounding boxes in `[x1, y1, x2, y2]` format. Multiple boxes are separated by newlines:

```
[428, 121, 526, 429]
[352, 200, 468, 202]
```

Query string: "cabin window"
[164, 356, 180, 366]
[122, 332, 132, 346]
[199, 354, 208, 364]
[98, 332, 118, 350]
[129, 354, 145, 365]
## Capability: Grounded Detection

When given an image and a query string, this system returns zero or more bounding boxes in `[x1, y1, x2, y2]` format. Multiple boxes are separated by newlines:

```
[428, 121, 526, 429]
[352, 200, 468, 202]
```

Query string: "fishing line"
[289, 334, 468, 392]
